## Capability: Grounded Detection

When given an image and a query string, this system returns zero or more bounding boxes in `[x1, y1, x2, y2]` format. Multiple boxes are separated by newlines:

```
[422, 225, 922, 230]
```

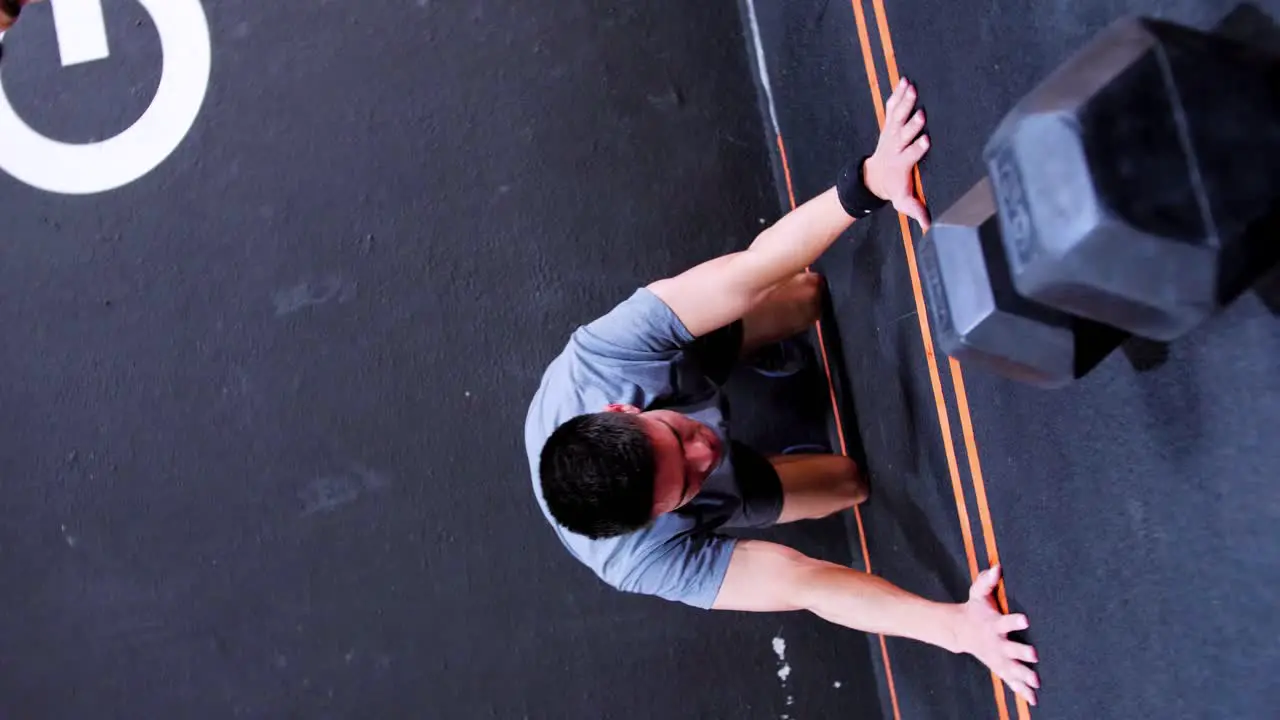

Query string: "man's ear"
[604, 403, 641, 414]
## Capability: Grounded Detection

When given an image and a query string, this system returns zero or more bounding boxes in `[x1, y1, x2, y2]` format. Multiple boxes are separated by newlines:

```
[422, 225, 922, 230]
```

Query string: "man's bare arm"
[648, 77, 930, 338]
[647, 189, 855, 337]
[713, 540, 1041, 706]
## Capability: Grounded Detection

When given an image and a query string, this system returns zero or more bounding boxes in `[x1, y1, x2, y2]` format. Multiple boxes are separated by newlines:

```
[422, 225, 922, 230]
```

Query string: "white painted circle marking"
[0, 0, 211, 195]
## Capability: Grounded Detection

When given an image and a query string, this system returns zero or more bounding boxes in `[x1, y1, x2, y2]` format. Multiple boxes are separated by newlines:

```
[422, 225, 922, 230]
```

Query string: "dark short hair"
[539, 412, 656, 539]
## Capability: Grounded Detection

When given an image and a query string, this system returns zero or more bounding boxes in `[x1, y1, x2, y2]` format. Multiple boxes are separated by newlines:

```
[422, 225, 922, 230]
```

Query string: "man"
[525, 78, 1040, 707]
[0, 0, 40, 32]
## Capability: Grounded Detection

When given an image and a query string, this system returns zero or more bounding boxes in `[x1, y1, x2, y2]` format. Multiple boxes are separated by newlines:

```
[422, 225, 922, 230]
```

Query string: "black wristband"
[836, 155, 888, 219]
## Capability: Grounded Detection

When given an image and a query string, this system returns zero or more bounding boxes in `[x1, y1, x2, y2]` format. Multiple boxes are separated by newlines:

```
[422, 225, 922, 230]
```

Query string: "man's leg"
[770, 453, 867, 523]
[727, 443, 866, 528]
[738, 274, 864, 523]
[685, 271, 822, 383]
[740, 271, 823, 357]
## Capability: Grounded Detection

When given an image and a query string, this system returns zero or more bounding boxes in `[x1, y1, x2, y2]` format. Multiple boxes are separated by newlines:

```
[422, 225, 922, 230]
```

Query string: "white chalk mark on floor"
[299, 463, 392, 516]
[273, 274, 356, 317]
[772, 633, 794, 717]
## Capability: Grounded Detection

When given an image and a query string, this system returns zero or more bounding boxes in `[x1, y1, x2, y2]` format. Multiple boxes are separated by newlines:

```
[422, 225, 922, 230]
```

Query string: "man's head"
[538, 404, 724, 539]
[0, 1, 42, 32]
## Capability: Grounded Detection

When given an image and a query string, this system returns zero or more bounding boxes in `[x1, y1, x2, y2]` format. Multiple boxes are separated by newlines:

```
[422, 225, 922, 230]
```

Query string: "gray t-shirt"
[525, 288, 762, 609]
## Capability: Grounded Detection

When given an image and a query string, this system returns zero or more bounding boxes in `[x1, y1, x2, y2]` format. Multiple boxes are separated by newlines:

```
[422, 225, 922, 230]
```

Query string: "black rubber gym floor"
[0, 2, 873, 718]
[749, 0, 1280, 718]
[0, 0, 1276, 718]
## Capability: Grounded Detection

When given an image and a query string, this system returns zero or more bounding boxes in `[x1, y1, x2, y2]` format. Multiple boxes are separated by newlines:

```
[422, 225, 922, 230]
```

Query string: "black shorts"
[725, 440, 785, 529]
[685, 319, 744, 387]
[684, 322, 785, 528]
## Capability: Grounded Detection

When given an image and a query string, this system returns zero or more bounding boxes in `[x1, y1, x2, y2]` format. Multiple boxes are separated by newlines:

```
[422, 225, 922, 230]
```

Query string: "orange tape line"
[776, 131, 904, 720]
[847, 0, 981, 603]
[866, 0, 1028, 716]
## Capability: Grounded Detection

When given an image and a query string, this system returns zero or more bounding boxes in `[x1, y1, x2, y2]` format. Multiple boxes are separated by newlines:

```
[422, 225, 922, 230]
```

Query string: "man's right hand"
[864, 77, 932, 229]
[955, 565, 1041, 707]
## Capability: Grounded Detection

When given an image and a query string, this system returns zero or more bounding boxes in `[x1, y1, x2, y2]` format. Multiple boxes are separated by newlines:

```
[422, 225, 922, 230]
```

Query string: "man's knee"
[794, 272, 823, 327]
[771, 272, 822, 334]
[741, 272, 825, 355]
[830, 455, 868, 508]
[773, 453, 868, 523]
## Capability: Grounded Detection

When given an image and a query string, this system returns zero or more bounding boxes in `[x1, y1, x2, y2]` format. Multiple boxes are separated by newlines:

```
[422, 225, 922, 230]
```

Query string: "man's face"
[603, 404, 724, 517]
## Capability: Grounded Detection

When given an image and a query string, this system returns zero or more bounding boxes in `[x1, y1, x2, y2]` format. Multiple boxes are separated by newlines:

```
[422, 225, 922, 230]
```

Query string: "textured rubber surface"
[752, 1, 1280, 718]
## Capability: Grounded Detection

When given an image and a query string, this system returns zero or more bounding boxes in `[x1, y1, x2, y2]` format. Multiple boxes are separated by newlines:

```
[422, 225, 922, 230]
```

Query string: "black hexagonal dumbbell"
[983, 15, 1280, 342]
[918, 178, 1125, 388]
